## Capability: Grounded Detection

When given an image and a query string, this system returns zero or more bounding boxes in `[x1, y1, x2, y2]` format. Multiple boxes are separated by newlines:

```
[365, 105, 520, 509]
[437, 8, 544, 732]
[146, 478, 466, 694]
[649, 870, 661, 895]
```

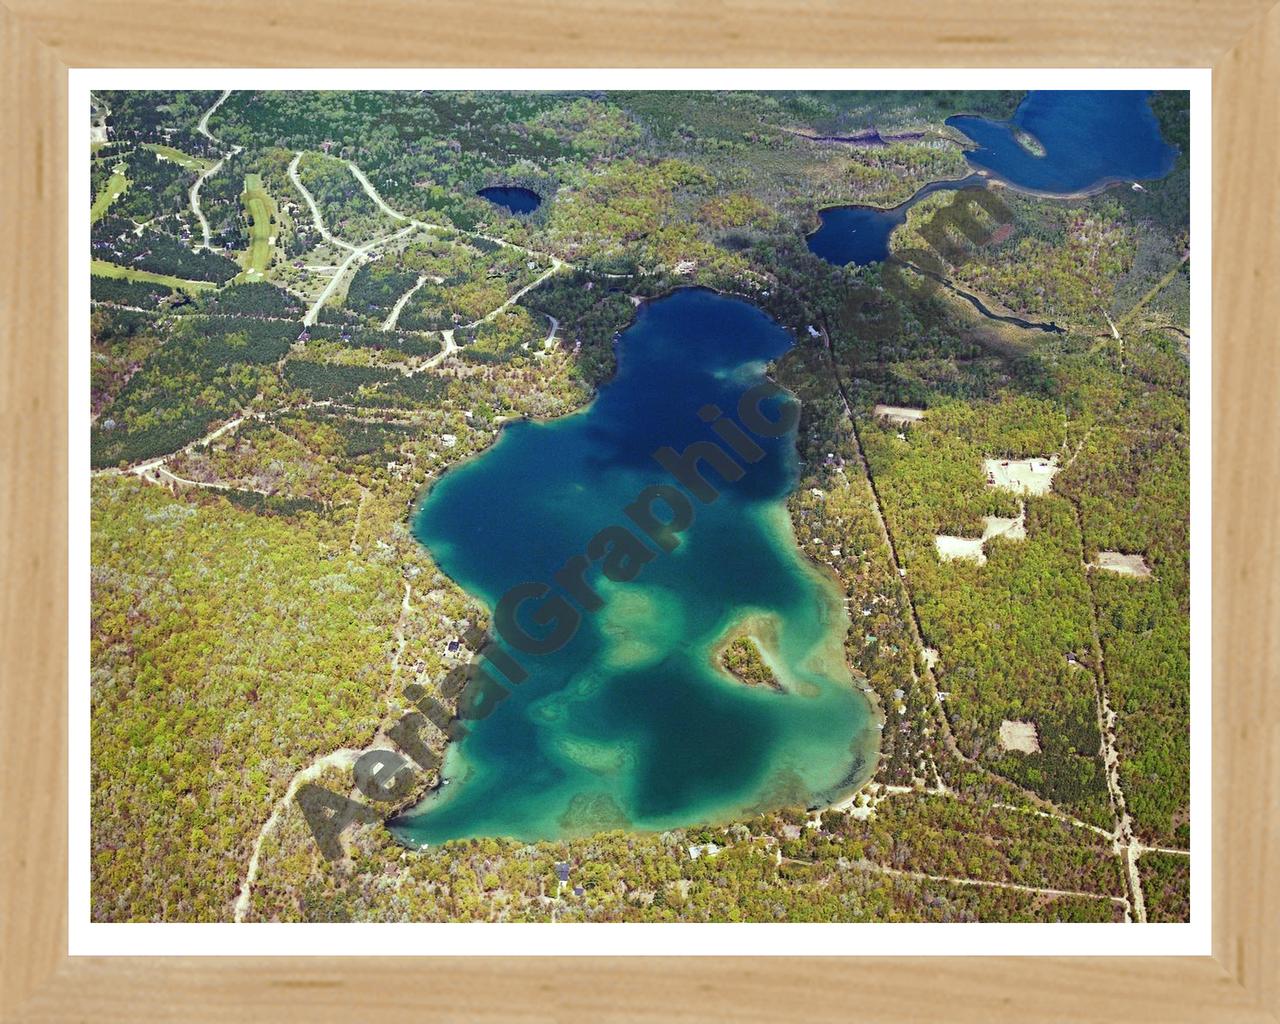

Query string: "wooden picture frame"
[2, 2, 1275, 1018]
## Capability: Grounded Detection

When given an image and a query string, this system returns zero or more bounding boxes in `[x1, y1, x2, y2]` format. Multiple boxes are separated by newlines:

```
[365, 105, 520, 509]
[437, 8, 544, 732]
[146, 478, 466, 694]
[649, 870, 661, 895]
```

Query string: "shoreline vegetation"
[1012, 128, 1047, 157]
[806, 170, 988, 227]
[714, 615, 784, 691]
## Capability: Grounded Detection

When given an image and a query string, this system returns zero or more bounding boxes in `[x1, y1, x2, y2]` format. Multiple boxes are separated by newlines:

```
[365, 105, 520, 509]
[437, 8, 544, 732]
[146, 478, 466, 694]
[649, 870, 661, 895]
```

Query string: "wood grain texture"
[0, 4, 69, 1021]
[0, 0, 1276, 1019]
[2, 0, 1277, 67]
[1212, 3, 1280, 1014]
[8, 957, 1276, 1024]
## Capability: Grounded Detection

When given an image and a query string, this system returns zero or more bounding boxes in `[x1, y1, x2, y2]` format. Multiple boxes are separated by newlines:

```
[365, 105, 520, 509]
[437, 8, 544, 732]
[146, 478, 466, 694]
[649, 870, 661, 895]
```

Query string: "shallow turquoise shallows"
[391, 289, 878, 846]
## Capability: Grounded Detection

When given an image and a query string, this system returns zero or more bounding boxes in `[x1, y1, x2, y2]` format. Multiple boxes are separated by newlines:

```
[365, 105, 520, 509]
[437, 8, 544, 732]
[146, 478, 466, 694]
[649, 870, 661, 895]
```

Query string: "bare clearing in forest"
[935, 534, 987, 564]
[984, 456, 1059, 495]
[982, 503, 1027, 542]
[935, 503, 1026, 565]
[999, 720, 1042, 754]
[1092, 551, 1152, 577]
[874, 404, 926, 428]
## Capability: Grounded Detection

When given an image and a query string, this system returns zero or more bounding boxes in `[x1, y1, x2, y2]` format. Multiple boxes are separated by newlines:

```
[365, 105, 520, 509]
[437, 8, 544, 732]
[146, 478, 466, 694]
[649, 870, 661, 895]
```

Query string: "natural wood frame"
[2, 2, 1276, 1019]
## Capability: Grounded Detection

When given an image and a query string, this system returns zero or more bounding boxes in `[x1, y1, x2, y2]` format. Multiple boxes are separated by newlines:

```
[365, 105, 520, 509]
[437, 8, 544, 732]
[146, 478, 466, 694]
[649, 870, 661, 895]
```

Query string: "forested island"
[89, 88, 1191, 924]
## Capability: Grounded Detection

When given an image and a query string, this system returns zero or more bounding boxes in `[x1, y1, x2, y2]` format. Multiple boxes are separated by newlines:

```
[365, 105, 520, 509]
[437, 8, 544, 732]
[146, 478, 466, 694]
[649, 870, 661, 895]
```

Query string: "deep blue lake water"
[477, 185, 543, 214]
[392, 289, 877, 845]
[946, 90, 1178, 195]
[808, 90, 1178, 267]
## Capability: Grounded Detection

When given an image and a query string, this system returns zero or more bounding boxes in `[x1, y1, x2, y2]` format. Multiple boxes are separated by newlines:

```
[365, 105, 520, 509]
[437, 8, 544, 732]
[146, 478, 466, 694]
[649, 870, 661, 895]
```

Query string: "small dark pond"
[477, 186, 542, 214]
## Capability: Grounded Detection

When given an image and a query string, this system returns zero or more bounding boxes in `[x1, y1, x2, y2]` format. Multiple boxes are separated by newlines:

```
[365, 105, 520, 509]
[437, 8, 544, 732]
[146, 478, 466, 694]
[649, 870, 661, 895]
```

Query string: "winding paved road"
[288, 152, 355, 252]
[347, 161, 410, 223]
[288, 152, 431, 326]
[190, 90, 242, 251]
[382, 275, 427, 331]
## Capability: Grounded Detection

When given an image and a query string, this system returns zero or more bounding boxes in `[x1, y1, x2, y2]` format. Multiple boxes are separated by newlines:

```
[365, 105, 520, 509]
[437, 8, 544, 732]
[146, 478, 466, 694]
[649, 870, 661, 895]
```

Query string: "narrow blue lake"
[392, 289, 878, 845]
[806, 174, 986, 267]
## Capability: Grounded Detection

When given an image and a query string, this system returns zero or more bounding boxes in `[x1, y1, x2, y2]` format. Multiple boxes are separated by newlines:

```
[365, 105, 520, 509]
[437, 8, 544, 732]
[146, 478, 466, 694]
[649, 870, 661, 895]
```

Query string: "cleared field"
[981, 505, 1026, 542]
[239, 173, 276, 280]
[91, 259, 216, 294]
[873, 404, 926, 428]
[935, 534, 986, 564]
[983, 456, 1060, 495]
[90, 169, 129, 223]
[933, 506, 1025, 566]
[999, 719, 1041, 754]
[143, 143, 214, 173]
[1092, 551, 1152, 578]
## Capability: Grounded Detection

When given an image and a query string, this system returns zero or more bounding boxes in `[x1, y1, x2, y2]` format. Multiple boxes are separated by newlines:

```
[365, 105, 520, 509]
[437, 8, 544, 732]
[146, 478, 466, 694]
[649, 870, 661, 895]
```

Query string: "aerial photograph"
[88, 87, 1191, 924]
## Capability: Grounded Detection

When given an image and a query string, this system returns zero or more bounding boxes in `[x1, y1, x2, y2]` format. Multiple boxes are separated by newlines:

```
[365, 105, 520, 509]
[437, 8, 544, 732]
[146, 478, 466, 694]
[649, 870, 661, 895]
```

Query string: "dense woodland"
[89, 88, 1191, 924]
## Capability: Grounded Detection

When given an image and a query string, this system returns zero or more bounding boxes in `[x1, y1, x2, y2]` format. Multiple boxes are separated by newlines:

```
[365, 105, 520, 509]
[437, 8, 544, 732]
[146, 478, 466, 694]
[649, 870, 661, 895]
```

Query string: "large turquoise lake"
[392, 289, 878, 845]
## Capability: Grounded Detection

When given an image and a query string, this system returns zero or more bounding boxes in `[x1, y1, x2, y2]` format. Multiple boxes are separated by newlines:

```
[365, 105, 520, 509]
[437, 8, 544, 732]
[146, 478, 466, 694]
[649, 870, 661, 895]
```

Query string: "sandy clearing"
[999, 719, 1041, 754]
[873, 404, 926, 428]
[1092, 551, 1152, 578]
[933, 504, 1025, 566]
[827, 781, 916, 816]
[984, 456, 1059, 495]
[982, 502, 1027, 542]
[935, 534, 986, 564]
